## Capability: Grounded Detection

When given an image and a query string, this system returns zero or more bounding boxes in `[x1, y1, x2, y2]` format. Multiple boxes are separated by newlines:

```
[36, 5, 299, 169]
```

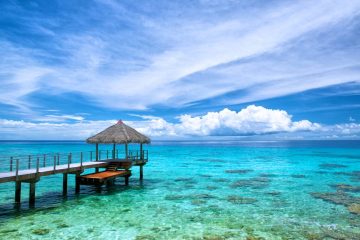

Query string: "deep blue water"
[0, 140, 359, 239]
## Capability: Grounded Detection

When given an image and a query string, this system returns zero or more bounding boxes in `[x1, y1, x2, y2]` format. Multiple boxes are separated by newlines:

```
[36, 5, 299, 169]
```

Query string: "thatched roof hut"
[87, 120, 150, 144]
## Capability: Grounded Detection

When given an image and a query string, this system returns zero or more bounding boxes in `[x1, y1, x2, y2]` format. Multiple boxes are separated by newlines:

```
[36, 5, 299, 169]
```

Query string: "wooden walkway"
[0, 149, 148, 205]
[0, 161, 107, 184]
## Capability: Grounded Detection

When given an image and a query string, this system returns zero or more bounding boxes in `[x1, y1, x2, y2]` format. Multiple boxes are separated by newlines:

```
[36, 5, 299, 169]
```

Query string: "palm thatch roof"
[86, 120, 150, 144]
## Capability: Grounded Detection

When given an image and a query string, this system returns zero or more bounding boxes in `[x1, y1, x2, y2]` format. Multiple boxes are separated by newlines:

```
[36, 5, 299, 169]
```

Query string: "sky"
[0, 0, 360, 140]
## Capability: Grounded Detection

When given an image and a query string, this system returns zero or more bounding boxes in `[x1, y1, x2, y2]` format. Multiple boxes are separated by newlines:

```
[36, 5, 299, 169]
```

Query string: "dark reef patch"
[265, 191, 281, 196]
[319, 163, 348, 169]
[259, 173, 277, 178]
[290, 174, 306, 178]
[230, 177, 270, 189]
[329, 184, 360, 193]
[310, 191, 360, 215]
[333, 171, 360, 182]
[225, 169, 254, 174]
[174, 177, 197, 184]
[227, 195, 257, 204]
[199, 174, 212, 178]
[196, 158, 227, 163]
[213, 178, 230, 183]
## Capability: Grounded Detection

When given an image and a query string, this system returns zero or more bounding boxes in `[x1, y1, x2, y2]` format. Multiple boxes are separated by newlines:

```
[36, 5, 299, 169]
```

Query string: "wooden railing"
[0, 150, 149, 174]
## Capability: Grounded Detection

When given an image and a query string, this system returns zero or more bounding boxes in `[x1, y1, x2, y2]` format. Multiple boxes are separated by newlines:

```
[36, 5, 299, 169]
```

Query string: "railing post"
[69, 153, 72, 164]
[28, 155, 31, 169]
[107, 150, 109, 159]
[99, 150, 101, 160]
[90, 151, 92, 161]
[80, 152, 83, 167]
[36, 157, 39, 173]
[16, 159, 19, 180]
[67, 154, 70, 169]
[43, 154, 46, 167]
[10, 157, 13, 172]
[57, 153, 60, 165]
[53, 156, 56, 172]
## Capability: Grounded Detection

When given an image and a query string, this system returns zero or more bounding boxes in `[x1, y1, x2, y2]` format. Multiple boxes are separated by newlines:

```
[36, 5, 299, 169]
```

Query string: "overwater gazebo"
[86, 120, 150, 180]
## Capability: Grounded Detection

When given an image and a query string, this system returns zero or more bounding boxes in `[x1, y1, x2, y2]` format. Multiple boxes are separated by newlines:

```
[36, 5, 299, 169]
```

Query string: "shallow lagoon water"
[0, 140, 359, 239]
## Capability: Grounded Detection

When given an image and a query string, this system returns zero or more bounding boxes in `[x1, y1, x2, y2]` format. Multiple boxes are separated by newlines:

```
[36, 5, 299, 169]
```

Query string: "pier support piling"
[29, 181, 36, 205]
[139, 165, 143, 180]
[75, 173, 80, 194]
[15, 181, 21, 203]
[125, 176, 129, 186]
[63, 173, 68, 196]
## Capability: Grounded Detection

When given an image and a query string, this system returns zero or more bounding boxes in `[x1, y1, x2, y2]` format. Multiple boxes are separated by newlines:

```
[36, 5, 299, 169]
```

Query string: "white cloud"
[1, 105, 360, 140]
[130, 105, 320, 137]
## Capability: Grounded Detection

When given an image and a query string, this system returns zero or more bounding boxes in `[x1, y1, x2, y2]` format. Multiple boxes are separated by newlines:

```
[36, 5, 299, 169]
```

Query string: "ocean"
[0, 140, 359, 239]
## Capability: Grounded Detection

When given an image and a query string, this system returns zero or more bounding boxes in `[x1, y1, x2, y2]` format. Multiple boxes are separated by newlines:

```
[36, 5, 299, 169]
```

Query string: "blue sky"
[0, 0, 360, 140]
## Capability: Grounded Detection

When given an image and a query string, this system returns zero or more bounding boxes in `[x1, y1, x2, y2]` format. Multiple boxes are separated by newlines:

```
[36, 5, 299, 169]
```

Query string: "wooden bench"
[77, 161, 132, 186]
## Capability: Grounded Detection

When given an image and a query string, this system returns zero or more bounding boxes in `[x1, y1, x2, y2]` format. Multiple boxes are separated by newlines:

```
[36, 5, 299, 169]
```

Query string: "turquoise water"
[0, 141, 359, 239]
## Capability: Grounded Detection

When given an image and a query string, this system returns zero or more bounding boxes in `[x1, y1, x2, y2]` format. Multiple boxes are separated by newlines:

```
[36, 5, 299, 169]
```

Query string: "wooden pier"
[0, 120, 151, 206]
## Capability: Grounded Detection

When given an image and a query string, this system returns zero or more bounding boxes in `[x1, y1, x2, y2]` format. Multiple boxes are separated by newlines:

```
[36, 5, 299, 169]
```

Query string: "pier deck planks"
[0, 161, 108, 183]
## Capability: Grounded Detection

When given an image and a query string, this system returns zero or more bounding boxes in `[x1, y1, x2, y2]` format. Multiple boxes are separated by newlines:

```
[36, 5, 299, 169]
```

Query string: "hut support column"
[113, 144, 116, 159]
[140, 165, 143, 180]
[140, 144, 143, 160]
[125, 144, 128, 159]
[15, 181, 21, 203]
[29, 181, 36, 205]
[63, 173, 68, 196]
[95, 143, 99, 173]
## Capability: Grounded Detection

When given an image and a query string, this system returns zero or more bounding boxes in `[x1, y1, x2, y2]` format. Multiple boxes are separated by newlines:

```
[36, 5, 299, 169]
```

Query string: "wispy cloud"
[1, 0, 360, 116]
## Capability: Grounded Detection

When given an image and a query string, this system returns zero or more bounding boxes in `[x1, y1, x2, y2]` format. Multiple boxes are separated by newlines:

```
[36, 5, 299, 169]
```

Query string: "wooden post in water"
[75, 172, 80, 194]
[29, 181, 36, 205]
[15, 181, 21, 203]
[63, 173, 68, 196]
[140, 165, 143, 180]
[125, 176, 129, 186]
